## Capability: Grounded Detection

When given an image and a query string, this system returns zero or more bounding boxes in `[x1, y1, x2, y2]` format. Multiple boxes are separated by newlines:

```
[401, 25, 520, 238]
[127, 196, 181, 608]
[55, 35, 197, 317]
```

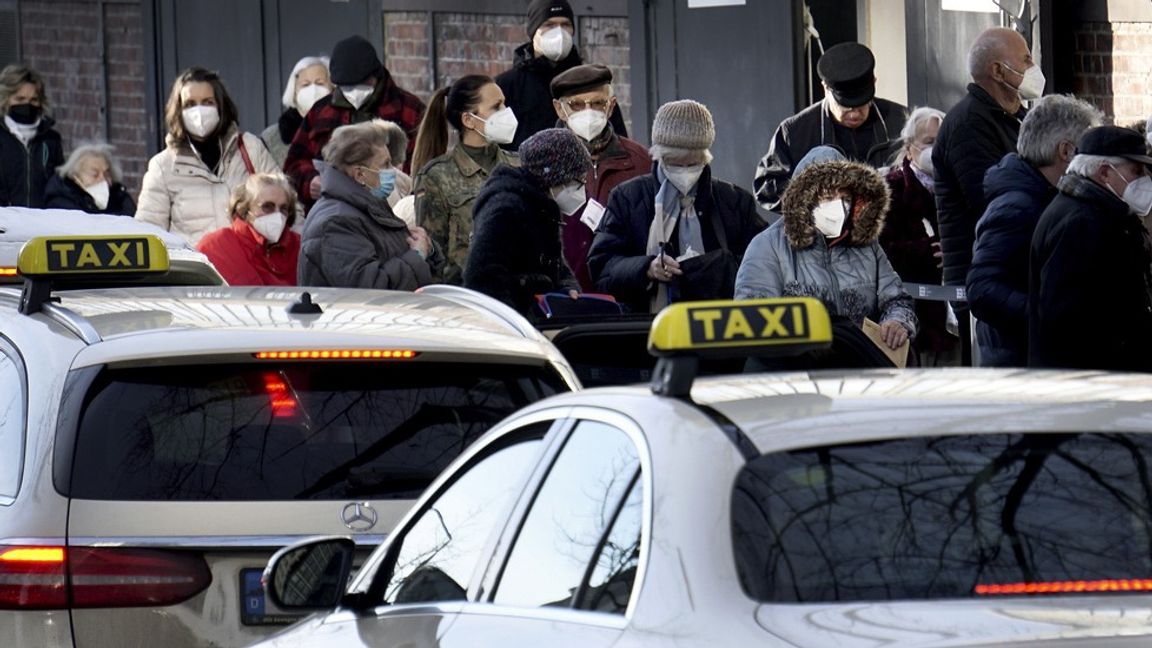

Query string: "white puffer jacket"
[136, 126, 278, 246]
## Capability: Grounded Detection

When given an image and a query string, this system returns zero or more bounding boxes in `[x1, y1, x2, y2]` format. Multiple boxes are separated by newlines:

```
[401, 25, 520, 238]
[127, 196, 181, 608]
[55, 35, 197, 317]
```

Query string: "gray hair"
[57, 142, 122, 184]
[1017, 95, 1103, 166]
[899, 106, 945, 151]
[648, 143, 711, 165]
[322, 118, 408, 169]
[280, 55, 330, 109]
[967, 27, 1020, 81]
[1066, 153, 1129, 179]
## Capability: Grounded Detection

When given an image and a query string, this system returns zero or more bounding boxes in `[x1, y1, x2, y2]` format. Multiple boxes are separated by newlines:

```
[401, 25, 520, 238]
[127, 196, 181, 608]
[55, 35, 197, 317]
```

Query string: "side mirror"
[262, 536, 356, 610]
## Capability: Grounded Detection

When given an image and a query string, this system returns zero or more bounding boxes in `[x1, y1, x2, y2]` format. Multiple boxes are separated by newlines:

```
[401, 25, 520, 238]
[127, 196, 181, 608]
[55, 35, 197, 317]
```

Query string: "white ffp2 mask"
[339, 84, 374, 110]
[536, 27, 573, 62]
[813, 198, 848, 238]
[252, 212, 287, 243]
[471, 107, 519, 145]
[83, 180, 110, 210]
[295, 84, 330, 115]
[551, 182, 587, 216]
[182, 105, 220, 139]
[566, 107, 609, 142]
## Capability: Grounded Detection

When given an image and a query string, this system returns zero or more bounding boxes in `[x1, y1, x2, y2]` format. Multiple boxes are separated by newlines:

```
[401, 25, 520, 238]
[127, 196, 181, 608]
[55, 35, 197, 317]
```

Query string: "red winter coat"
[197, 218, 301, 286]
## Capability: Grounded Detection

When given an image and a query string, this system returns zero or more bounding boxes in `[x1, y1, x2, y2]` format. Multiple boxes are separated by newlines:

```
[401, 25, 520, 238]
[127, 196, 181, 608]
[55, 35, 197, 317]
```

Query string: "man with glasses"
[550, 64, 649, 291]
[753, 42, 907, 212]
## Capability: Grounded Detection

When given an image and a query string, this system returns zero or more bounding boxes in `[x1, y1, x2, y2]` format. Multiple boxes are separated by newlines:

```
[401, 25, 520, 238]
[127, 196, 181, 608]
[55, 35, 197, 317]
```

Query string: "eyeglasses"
[563, 98, 611, 112]
[255, 201, 291, 214]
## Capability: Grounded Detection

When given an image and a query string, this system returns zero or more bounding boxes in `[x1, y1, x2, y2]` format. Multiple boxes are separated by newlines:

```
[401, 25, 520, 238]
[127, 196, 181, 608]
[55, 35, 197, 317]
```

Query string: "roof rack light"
[16, 235, 170, 314]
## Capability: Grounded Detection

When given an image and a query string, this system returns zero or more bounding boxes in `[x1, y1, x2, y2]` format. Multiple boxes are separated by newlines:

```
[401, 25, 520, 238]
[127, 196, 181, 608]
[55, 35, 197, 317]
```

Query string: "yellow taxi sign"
[648, 297, 832, 356]
[17, 235, 170, 276]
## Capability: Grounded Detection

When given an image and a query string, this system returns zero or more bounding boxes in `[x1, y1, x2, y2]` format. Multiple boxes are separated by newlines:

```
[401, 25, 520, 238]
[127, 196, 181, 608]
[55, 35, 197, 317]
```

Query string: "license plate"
[240, 568, 308, 626]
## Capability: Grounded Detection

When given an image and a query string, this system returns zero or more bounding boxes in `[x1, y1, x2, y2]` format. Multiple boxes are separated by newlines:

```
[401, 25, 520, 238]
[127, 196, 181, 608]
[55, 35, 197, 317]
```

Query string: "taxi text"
[687, 303, 810, 344]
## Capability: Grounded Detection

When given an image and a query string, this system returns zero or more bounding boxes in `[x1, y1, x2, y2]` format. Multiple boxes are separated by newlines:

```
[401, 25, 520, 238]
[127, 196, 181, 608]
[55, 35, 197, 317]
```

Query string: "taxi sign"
[18, 235, 170, 276]
[648, 297, 832, 357]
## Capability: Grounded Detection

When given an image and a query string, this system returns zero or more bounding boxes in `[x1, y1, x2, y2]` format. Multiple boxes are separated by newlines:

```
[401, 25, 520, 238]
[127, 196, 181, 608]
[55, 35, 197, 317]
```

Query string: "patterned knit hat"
[651, 99, 715, 151]
[519, 128, 591, 187]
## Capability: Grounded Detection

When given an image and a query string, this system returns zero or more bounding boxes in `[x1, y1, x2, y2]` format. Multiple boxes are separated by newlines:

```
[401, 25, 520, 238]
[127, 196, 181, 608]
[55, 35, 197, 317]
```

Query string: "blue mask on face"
[369, 167, 396, 200]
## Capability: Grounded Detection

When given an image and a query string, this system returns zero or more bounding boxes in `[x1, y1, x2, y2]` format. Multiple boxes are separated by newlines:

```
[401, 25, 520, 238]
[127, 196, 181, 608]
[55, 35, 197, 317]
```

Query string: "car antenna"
[287, 292, 324, 315]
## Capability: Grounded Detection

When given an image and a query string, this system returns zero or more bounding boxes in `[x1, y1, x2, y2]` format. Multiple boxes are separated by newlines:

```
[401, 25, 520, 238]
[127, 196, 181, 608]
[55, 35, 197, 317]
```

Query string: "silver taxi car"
[257, 298, 1152, 647]
[0, 235, 578, 648]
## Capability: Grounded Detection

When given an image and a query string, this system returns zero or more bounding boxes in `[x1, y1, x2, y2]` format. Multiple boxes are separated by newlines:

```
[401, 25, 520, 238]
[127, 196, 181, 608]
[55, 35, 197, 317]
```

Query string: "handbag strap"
[237, 134, 256, 175]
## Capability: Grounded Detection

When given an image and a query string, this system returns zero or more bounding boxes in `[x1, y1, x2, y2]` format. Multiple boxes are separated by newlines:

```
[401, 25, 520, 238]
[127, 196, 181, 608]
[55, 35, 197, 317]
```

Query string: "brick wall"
[579, 16, 631, 137]
[1073, 21, 1152, 128]
[18, 0, 148, 197]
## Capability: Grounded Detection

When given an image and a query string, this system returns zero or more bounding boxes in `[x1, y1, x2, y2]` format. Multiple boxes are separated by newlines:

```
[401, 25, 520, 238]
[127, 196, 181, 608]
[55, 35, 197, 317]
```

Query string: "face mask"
[368, 167, 397, 200]
[470, 107, 518, 145]
[251, 211, 287, 244]
[565, 107, 609, 142]
[551, 182, 587, 216]
[182, 105, 220, 139]
[662, 163, 705, 194]
[914, 145, 934, 175]
[340, 84, 374, 110]
[536, 26, 573, 62]
[295, 84, 330, 115]
[1002, 62, 1045, 101]
[813, 198, 848, 238]
[83, 180, 110, 210]
[7, 103, 41, 126]
[1112, 166, 1152, 217]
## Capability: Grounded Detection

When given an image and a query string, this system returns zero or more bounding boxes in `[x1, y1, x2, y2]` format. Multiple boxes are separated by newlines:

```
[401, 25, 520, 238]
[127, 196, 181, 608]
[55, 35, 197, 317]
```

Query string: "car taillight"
[976, 579, 1152, 595]
[0, 545, 211, 609]
[264, 373, 299, 418]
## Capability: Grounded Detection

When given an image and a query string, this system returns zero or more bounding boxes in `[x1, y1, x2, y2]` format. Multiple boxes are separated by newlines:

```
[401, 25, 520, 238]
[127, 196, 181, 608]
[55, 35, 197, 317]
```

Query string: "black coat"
[1028, 174, 1152, 371]
[933, 84, 1025, 289]
[0, 118, 65, 208]
[967, 153, 1056, 366]
[753, 98, 907, 210]
[495, 43, 627, 150]
[588, 164, 766, 313]
[43, 174, 137, 216]
[463, 164, 578, 315]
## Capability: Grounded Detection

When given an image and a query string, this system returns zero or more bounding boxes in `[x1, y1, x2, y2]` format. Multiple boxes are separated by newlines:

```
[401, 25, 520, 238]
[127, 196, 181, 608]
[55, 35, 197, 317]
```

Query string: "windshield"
[68, 361, 564, 501]
[733, 433, 1152, 602]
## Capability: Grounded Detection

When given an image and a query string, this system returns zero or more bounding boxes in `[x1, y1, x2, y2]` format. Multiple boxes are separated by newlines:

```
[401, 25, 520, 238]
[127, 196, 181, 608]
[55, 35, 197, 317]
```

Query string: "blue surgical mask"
[362, 166, 396, 199]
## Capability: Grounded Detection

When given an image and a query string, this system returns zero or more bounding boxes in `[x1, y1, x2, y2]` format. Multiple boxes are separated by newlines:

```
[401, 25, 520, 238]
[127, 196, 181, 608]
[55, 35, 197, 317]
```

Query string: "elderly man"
[753, 42, 907, 211]
[588, 100, 765, 313]
[933, 27, 1039, 363]
[550, 64, 649, 291]
[967, 96, 1102, 367]
[1029, 126, 1152, 371]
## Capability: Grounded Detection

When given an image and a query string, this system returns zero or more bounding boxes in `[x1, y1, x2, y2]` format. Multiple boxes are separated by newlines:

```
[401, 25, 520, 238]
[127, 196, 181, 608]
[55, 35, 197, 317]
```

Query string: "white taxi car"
[257, 298, 1152, 647]
[0, 235, 579, 648]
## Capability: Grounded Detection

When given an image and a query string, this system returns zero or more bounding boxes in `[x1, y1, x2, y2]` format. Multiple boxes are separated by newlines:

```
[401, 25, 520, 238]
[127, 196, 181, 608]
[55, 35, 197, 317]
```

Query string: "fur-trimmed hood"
[781, 160, 891, 248]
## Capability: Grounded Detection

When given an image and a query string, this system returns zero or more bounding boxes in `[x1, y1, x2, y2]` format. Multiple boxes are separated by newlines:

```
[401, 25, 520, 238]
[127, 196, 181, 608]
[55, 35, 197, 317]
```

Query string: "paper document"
[861, 318, 909, 368]
[580, 199, 606, 231]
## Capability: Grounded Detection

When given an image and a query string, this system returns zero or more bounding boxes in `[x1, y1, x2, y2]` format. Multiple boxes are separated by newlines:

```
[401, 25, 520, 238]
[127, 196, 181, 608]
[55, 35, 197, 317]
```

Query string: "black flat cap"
[1077, 126, 1152, 165]
[329, 35, 382, 86]
[527, 0, 574, 38]
[817, 42, 876, 108]
[551, 64, 613, 99]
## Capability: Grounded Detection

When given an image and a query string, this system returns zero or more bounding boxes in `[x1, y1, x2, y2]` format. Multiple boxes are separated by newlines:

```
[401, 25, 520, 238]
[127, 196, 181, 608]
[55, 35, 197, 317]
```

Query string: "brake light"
[0, 545, 211, 610]
[253, 349, 418, 360]
[975, 579, 1152, 595]
[264, 373, 298, 418]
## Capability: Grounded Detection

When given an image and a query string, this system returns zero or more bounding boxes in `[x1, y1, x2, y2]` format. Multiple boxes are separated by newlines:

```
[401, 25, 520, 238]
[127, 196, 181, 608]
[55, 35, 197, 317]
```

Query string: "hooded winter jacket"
[137, 125, 279, 246]
[495, 43, 627, 149]
[736, 160, 918, 337]
[298, 161, 432, 290]
[463, 164, 578, 315]
[0, 116, 64, 208]
[968, 153, 1057, 366]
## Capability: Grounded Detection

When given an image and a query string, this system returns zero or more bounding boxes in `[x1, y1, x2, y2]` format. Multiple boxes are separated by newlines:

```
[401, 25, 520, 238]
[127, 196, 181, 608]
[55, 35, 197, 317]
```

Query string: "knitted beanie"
[329, 35, 382, 85]
[519, 128, 592, 187]
[651, 100, 715, 151]
[526, 0, 575, 38]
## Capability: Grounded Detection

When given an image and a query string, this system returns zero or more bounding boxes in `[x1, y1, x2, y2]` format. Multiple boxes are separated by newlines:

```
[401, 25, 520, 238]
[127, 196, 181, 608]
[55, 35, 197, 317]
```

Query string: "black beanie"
[526, 0, 574, 38]
[329, 35, 383, 85]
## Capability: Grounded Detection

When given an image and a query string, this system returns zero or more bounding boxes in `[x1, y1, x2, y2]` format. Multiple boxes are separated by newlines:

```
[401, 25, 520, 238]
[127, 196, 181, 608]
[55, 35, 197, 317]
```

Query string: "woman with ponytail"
[412, 74, 519, 284]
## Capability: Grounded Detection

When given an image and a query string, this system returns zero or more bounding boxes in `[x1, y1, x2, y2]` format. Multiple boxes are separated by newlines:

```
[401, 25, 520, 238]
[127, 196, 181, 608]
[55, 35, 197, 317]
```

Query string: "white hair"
[899, 106, 945, 151]
[281, 55, 330, 109]
[649, 143, 712, 165]
[57, 142, 122, 184]
[1065, 154, 1129, 179]
[1016, 95, 1103, 166]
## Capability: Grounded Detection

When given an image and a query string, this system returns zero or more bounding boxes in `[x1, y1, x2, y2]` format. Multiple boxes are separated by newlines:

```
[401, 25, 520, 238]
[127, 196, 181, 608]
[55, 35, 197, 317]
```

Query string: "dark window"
[0, 350, 25, 499]
[382, 430, 548, 605]
[733, 433, 1152, 602]
[493, 420, 641, 611]
[69, 362, 564, 501]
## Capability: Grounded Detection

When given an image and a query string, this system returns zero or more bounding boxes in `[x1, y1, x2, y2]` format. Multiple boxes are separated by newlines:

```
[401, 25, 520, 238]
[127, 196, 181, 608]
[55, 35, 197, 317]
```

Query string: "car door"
[439, 414, 647, 647]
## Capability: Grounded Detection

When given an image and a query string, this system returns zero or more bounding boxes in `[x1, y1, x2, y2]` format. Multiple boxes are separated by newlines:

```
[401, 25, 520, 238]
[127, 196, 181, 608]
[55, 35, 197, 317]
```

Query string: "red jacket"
[565, 135, 650, 292]
[197, 218, 301, 286]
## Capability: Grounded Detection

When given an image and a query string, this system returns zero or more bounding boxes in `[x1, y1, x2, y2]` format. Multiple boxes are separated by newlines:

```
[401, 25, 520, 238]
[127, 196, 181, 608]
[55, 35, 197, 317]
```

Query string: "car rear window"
[68, 362, 564, 501]
[733, 433, 1152, 602]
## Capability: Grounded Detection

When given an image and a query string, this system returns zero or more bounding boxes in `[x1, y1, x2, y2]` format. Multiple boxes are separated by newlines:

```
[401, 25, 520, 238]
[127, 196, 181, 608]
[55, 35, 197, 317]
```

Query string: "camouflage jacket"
[414, 143, 519, 284]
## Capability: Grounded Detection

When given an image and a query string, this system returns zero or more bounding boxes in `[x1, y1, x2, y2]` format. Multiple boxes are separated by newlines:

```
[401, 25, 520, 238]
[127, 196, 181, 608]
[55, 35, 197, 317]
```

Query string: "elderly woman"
[880, 106, 957, 366]
[262, 55, 332, 167]
[197, 173, 300, 285]
[736, 157, 917, 359]
[588, 99, 765, 313]
[137, 67, 279, 246]
[298, 119, 434, 289]
[44, 142, 136, 216]
[0, 64, 64, 207]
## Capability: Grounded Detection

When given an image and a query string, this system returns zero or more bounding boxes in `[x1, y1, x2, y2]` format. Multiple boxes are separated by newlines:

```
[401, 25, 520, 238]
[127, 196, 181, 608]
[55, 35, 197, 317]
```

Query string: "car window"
[0, 348, 25, 500]
[492, 420, 641, 611]
[733, 433, 1152, 602]
[575, 474, 642, 614]
[68, 362, 564, 501]
[381, 428, 549, 606]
